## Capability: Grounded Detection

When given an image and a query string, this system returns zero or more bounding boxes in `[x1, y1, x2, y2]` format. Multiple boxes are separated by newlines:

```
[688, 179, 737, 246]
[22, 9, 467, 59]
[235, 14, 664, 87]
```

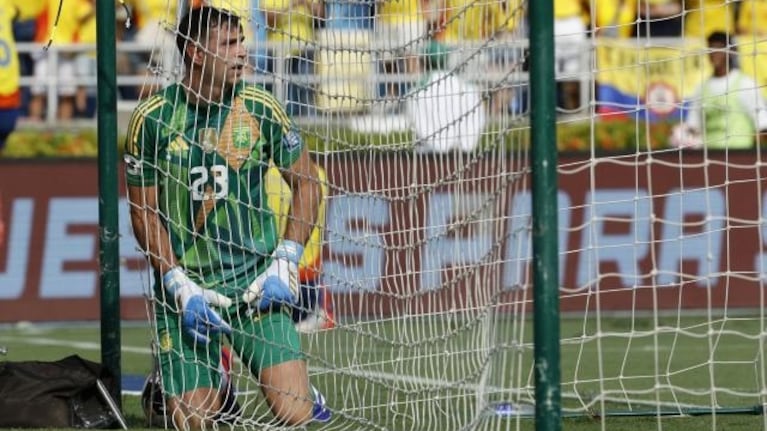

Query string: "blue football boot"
[311, 385, 332, 423]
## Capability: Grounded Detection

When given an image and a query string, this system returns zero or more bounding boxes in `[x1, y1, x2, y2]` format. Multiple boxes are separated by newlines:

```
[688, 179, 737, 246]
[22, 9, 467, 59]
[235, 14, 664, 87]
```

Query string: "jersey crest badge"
[233, 126, 251, 149]
[199, 128, 218, 153]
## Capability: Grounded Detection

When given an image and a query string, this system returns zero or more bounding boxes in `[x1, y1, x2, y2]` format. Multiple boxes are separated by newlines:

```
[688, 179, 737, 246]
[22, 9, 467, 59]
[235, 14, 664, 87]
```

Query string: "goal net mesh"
[129, 0, 767, 429]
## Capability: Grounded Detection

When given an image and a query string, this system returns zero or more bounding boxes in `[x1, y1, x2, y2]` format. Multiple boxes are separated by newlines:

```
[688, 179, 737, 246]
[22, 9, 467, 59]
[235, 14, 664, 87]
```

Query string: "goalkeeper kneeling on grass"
[140, 164, 335, 427]
[125, 5, 330, 429]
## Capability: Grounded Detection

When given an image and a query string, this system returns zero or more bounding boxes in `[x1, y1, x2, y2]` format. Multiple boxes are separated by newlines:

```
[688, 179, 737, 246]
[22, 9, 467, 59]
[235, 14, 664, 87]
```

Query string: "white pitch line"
[1, 335, 513, 396]
[0, 336, 152, 355]
[14, 334, 751, 401]
[4, 334, 752, 408]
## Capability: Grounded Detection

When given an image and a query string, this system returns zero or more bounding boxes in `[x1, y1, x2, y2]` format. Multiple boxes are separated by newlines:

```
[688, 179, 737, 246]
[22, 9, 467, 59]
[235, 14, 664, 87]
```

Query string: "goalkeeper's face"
[200, 23, 247, 88]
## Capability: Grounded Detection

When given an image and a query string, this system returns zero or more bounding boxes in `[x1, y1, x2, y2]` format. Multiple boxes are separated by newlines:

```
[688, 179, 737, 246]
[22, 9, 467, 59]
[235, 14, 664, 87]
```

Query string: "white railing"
[15, 35, 600, 128]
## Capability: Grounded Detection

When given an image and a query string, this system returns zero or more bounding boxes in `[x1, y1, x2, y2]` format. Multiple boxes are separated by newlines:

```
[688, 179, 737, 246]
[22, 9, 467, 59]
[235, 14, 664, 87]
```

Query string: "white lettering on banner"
[577, 189, 651, 289]
[655, 188, 724, 287]
[502, 191, 571, 289]
[755, 194, 767, 279]
[323, 195, 389, 293]
[323, 187, 731, 293]
[40, 198, 98, 298]
[37, 198, 146, 298]
[0, 198, 33, 299]
[421, 192, 493, 291]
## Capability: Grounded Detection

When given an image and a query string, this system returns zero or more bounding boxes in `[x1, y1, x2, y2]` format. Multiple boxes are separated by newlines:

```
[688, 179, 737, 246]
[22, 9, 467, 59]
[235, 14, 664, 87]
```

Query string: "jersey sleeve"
[124, 96, 164, 187]
[268, 118, 304, 169]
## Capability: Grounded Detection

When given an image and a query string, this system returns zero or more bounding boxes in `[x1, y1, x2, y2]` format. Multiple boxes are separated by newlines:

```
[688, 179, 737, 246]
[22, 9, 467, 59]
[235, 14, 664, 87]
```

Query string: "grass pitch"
[0, 316, 765, 431]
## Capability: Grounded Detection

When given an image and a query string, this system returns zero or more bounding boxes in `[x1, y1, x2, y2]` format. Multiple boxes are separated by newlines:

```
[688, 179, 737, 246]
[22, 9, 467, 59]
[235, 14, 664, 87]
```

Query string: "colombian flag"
[595, 39, 708, 122]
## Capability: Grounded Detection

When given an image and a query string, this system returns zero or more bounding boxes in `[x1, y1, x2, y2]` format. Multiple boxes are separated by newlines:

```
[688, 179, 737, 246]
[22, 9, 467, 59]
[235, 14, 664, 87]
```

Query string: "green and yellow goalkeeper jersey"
[124, 82, 303, 297]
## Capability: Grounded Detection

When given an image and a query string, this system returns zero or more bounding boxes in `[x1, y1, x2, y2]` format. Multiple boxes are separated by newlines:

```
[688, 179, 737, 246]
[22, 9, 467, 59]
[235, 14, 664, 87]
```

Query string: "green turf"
[0, 316, 765, 431]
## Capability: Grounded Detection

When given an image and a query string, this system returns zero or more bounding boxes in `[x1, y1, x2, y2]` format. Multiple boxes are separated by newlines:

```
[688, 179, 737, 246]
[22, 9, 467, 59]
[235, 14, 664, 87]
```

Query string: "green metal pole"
[528, 1, 561, 431]
[96, 0, 122, 405]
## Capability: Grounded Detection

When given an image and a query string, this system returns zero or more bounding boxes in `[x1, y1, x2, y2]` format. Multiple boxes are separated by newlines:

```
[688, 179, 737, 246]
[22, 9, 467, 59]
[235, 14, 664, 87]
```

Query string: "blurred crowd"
[554, 0, 766, 111]
[8, 0, 766, 121]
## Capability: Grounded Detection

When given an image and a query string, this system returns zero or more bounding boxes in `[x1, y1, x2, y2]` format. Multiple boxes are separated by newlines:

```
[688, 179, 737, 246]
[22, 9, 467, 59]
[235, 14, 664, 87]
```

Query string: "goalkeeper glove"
[242, 240, 303, 311]
[163, 267, 233, 344]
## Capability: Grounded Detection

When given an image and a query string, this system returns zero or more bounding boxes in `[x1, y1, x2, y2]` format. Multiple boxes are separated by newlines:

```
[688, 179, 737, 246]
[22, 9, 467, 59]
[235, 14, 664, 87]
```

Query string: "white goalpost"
[128, 0, 767, 429]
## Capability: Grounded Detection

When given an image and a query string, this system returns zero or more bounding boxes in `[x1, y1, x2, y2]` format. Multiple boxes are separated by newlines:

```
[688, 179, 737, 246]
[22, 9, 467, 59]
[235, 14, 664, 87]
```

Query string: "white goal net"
[128, 0, 767, 429]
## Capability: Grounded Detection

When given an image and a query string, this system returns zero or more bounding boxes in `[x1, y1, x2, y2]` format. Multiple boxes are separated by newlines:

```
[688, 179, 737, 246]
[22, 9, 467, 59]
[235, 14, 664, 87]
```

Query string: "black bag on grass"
[0, 355, 121, 428]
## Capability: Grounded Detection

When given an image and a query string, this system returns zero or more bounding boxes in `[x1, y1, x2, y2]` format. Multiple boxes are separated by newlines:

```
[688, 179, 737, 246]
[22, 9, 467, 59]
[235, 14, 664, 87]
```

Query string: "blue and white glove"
[242, 240, 303, 311]
[163, 267, 233, 344]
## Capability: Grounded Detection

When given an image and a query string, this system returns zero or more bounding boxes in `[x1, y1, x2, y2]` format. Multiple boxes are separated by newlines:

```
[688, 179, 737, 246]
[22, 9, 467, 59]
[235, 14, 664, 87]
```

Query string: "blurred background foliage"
[2, 128, 100, 158]
[0, 120, 683, 158]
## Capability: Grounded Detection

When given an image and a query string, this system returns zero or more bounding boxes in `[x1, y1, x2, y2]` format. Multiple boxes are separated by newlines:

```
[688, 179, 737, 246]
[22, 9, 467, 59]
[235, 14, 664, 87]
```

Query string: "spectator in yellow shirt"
[503, 0, 526, 34]
[73, 0, 96, 116]
[683, 0, 735, 40]
[438, 0, 507, 42]
[0, 0, 44, 148]
[590, 0, 637, 38]
[492, 0, 528, 115]
[737, 0, 767, 37]
[434, 0, 518, 114]
[262, 0, 324, 116]
[70, 0, 132, 116]
[375, 0, 431, 109]
[28, 0, 81, 120]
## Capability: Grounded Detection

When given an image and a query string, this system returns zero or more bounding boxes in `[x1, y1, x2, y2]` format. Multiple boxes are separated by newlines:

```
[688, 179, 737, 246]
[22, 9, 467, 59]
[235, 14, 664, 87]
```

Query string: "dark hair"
[707, 31, 731, 47]
[176, 6, 242, 62]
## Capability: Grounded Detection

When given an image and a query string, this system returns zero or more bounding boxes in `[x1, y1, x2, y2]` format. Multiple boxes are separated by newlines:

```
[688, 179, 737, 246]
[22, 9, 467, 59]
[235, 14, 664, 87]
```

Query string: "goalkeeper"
[124, 5, 330, 429]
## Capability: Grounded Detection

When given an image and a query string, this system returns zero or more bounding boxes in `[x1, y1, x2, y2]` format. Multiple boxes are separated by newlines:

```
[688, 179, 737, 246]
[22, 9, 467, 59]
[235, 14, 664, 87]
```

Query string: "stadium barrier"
[16, 37, 535, 128]
[17, 36, 767, 129]
[1, 152, 764, 322]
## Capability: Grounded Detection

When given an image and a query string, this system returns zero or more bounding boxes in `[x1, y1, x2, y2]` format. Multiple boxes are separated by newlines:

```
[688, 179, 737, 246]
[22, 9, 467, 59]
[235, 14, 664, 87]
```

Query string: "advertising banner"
[0, 161, 147, 321]
[1, 154, 765, 322]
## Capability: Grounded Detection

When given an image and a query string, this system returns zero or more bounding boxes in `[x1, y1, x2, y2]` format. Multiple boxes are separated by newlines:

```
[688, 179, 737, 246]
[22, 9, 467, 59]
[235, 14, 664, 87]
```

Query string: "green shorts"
[154, 302, 303, 397]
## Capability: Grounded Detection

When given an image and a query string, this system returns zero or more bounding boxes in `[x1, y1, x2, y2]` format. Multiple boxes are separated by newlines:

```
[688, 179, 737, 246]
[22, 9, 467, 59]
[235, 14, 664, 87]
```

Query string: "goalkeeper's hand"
[163, 267, 233, 344]
[242, 240, 303, 311]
